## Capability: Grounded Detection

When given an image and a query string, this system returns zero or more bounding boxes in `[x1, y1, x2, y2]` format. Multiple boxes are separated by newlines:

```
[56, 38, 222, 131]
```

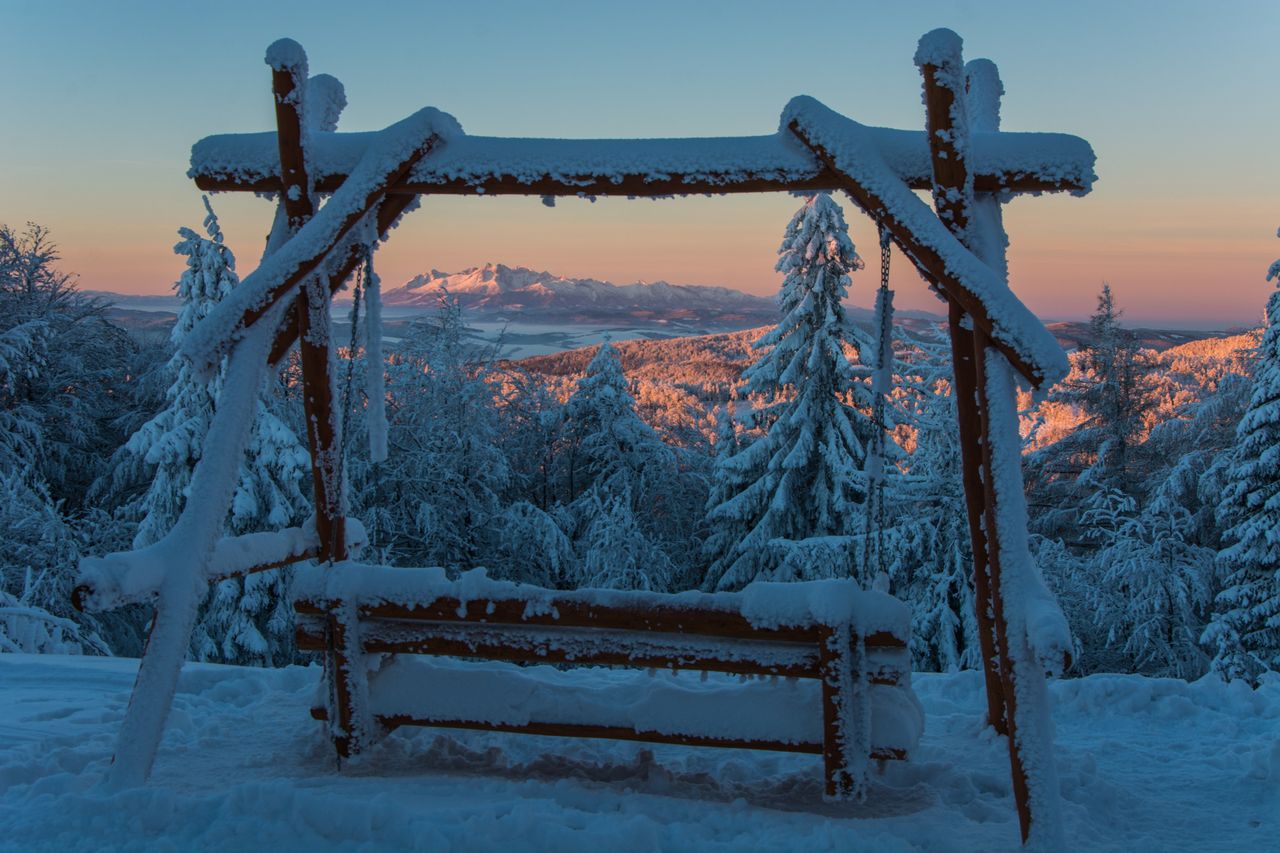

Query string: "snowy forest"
[3, 193, 1277, 688]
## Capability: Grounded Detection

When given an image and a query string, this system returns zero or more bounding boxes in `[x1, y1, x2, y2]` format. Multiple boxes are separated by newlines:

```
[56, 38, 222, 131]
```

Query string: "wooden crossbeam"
[194, 168, 1082, 198]
[294, 618, 905, 684]
[784, 120, 1043, 388]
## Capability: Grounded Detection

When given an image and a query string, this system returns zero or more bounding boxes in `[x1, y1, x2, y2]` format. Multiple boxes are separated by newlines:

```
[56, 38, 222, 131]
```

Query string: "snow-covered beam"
[266, 193, 417, 365]
[295, 615, 907, 683]
[71, 520, 369, 613]
[190, 128, 1095, 199]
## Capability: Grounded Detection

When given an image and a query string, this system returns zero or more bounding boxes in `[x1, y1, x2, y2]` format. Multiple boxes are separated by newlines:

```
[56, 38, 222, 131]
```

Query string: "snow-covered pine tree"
[1204, 238, 1280, 684]
[123, 199, 310, 666]
[578, 485, 673, 591]
[558, 340, 684, 590]
[1027, 284, 1153, 541]
[1091, 490, 1213, 678]
[348, 294, 511, 571]
[893, 330, 979, 671]
[703, 193, 872, 590]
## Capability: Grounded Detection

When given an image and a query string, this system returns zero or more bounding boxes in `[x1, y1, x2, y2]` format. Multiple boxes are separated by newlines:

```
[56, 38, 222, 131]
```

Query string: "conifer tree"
[1204, 239, 1280, 683]
[562, 340, 674, 503]
[703, 193, 871, 590]
[123, 199, 310, 665]
[1027, 284, 1152, 540]
[894, 333, 978, 671]
[560, 341, 679, 590]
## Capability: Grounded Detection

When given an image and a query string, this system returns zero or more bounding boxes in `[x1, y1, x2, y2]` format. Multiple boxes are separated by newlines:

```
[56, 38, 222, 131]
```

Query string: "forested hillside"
[2, 219, 1275, 685]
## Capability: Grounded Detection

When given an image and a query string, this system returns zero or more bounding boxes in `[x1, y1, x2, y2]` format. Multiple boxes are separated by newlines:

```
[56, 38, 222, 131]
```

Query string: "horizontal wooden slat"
[294, 596, 908, 648]
[295, 617, 906, 685]
[307, 705, 908, 761]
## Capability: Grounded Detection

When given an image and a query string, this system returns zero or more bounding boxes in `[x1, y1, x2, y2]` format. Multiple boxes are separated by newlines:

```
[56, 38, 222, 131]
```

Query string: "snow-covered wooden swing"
[74, 29, 1094, 845]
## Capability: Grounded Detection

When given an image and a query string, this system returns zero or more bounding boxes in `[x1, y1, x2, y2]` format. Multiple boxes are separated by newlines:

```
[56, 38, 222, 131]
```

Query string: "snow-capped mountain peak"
[382, 264, 778, 326]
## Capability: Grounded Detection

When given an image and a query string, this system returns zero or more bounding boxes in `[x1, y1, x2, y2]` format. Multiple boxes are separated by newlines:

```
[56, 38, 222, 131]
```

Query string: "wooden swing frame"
[78, 30, 1094, 845]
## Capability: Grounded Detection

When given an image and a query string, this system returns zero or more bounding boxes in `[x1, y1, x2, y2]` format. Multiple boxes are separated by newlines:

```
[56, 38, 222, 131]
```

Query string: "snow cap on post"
[265, 37, 308, 73]
[306, 74, 347, 133]
[965, 59, 1004, 134]
[913, 27, 963, 69]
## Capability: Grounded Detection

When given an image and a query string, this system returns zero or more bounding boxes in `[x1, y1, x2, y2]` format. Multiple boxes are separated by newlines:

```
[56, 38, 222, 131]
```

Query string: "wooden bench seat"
[293, 565, 923, 799]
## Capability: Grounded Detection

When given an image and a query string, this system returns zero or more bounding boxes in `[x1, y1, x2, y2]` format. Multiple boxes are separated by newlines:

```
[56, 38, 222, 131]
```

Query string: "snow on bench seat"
[329, 655, 925, 759]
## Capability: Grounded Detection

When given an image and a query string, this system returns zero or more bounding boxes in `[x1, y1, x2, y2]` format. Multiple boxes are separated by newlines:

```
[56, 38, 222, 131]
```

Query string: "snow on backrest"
[291, 565, 912, 640]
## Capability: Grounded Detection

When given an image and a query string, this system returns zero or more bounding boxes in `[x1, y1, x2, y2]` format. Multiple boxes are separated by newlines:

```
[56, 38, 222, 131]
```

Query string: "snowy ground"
[0, 655, 1275, 852]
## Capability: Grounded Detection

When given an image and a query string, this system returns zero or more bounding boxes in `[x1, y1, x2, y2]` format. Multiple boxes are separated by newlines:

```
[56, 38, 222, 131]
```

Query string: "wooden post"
[918, 51, 1009, 736]
[947, 302, 1008, 734]
[818, 624, 866, 799]
[268, 41, 358, 763]
[269, 46, 346, 564]
[971, 330, 1034, 839]
[919, 43, 1033, 842]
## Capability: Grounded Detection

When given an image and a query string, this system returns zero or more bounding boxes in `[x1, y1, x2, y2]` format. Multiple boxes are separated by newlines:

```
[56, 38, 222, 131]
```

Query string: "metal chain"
[340, 248, 368, 456]
[862, 225, 893, 583]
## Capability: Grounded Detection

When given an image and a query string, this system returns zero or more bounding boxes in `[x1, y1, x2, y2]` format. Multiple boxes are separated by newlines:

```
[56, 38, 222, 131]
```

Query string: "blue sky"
[1, 0, 1276, 327]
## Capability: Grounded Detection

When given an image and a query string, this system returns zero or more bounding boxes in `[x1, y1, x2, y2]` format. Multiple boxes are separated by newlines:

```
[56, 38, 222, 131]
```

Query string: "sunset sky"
[2, 0, 1276, 329]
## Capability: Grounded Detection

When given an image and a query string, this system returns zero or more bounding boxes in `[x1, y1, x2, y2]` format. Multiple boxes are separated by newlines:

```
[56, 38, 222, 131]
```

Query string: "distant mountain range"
[381, 263, 779, 327]
[87, 267, 1245, 355]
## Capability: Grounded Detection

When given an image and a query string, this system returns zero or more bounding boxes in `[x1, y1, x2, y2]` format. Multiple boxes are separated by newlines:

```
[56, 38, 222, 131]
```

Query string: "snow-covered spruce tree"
[0, 223, 135, 652]
[703, 193, 872, 590]
[1204, 241, 1280, 684]
[1026, 284, 1153, 541]
[559, 340, 683, 590]
[893, 331, 979, 671]
[122, 200, 310, 666]
[1090, 490, 1213, 678]
[347, 294, 510, 572]
[562, 340, 675, 503]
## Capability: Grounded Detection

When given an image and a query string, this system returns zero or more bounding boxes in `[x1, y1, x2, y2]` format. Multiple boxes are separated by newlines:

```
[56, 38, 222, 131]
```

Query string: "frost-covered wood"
[294, 566, 920, 794]
[73, 518, 367, 612]
[784, 97, 1068, 390]
[915, 31, 1072, 847]
[181, 108, 455, 373]
[191, 123, 1094, 198]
